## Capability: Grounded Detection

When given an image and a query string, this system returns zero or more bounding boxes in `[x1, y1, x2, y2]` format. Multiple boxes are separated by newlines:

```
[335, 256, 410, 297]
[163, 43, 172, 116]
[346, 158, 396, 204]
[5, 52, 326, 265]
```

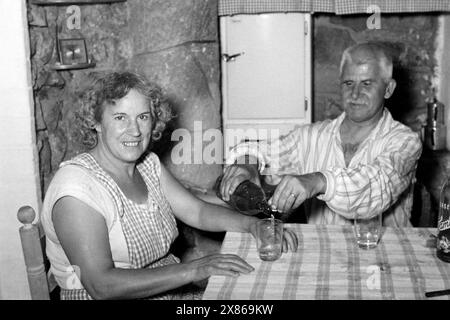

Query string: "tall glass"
[256, 218, 283, 261]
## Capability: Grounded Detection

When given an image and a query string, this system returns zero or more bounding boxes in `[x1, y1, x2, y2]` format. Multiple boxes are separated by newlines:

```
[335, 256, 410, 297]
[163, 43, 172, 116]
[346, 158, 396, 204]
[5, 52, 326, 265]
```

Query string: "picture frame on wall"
[58, 38, 88, 65]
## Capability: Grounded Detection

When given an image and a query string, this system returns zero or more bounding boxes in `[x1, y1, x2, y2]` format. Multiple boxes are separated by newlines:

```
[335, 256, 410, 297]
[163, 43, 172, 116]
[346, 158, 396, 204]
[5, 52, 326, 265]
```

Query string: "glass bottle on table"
[437, 177, 450, 262]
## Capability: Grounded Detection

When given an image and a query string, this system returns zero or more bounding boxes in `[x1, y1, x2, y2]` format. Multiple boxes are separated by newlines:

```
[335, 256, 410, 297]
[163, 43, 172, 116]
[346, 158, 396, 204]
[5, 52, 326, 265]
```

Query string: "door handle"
[222, 52, 245, 62]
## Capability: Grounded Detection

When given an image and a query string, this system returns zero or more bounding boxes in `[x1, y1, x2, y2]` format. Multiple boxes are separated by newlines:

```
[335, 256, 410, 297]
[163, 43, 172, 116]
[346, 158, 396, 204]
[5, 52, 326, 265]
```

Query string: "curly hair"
[76, 71, 173, 149]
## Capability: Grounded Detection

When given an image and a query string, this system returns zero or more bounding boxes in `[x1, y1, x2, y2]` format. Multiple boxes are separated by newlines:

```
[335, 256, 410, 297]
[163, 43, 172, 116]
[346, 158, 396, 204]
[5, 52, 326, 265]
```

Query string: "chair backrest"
[17, 205, 51, 300]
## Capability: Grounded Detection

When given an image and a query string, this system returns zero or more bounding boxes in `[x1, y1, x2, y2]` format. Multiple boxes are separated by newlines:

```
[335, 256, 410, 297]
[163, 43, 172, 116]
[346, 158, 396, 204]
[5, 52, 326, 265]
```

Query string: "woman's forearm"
[85, 262, 194, 300]
[194, 201, 258, 233]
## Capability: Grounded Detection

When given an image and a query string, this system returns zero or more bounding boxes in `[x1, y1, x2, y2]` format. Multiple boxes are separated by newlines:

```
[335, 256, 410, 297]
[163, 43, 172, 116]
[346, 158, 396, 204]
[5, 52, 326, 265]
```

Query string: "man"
[219, 42, 422, 226]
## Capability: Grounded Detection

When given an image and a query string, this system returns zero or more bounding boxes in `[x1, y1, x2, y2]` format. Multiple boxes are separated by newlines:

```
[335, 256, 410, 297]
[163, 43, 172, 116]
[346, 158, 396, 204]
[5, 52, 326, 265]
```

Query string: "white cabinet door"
[220, 13, 312, 158]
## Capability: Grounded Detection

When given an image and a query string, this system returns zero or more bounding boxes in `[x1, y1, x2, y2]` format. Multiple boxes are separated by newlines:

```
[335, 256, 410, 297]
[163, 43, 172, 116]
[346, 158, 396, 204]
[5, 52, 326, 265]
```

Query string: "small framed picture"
[58, 38, 88, 65]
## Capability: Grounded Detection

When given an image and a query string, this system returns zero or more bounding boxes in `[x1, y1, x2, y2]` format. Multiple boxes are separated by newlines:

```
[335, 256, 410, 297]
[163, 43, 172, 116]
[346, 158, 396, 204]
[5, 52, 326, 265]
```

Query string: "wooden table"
[202, 224, 450, 300]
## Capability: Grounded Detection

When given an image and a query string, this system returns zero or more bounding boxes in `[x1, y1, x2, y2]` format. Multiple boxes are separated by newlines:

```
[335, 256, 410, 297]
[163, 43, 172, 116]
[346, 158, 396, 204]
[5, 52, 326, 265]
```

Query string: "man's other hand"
[268, 172, 326, 213]
[219, 164, 261, 201]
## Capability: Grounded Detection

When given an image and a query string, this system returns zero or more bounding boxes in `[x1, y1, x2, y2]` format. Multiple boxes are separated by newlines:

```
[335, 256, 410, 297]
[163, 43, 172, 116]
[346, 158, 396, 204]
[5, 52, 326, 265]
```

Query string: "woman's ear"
[384, 79, 397, 99]
[94, 122, 102, 133]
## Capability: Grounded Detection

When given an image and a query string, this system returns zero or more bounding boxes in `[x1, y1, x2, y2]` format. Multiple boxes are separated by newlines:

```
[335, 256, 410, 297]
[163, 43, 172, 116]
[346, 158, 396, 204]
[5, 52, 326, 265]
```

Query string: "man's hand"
[268, 172, 326, 213]
[219, 162, 260, 201]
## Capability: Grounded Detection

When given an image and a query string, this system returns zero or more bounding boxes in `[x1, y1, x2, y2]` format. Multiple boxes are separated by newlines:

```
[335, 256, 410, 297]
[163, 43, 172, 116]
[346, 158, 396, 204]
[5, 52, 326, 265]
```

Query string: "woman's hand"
[281, 227, 298, 253]
[186, 254, 254, 282]
[248, 220, 299, 253]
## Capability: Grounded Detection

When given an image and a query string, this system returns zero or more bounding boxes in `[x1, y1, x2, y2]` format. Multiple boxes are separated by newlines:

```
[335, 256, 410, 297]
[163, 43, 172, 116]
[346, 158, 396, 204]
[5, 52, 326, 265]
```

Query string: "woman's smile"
[122, 141, 141, 147]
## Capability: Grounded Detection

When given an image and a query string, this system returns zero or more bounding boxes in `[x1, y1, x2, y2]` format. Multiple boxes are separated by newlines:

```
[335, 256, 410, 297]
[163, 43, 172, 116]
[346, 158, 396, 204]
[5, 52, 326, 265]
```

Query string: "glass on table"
[256, 218, 283, 261]
[354, 212, 382, 249]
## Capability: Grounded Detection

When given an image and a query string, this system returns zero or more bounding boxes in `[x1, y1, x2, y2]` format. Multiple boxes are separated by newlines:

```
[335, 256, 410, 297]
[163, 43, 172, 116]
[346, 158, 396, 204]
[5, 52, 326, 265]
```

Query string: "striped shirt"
[226, 109, 422, 226]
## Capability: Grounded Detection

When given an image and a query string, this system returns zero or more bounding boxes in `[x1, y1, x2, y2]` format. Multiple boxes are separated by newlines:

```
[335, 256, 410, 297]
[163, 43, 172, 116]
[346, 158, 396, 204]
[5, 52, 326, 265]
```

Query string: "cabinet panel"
[220, 13, 311, 157]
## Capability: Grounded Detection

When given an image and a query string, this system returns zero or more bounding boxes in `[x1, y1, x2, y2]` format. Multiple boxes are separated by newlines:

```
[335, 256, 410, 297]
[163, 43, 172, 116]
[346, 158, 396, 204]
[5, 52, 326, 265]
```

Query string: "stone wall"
[28, 0, 221, 196]
[126, 0, 222, 191]
[29, 2, 131, 195]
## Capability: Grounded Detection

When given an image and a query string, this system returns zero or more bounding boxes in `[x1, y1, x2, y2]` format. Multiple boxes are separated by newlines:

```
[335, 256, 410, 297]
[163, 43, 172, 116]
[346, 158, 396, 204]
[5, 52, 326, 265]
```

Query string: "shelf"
[51, 61, 96, 71]
[31, 0, 126, 5]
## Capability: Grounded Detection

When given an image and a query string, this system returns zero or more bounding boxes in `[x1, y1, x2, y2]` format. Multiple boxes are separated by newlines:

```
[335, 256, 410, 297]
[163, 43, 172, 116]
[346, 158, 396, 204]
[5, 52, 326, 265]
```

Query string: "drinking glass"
[354, 213, 382, 249]
[256, 218, 283, 261]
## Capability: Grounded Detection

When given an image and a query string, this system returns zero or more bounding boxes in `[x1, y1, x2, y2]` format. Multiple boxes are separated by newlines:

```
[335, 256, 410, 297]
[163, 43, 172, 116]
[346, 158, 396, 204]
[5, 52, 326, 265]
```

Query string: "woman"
[41, 71, 297, 300]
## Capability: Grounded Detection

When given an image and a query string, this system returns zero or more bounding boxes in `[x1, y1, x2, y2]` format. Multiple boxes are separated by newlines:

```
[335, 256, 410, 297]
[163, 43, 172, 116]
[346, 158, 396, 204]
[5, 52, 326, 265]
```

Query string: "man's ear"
[384, 79, 397, 99]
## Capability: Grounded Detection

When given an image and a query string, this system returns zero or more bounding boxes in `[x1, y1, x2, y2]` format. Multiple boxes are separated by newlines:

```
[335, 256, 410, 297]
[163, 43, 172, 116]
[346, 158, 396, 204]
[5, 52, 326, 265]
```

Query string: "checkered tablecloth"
[203, 224, 450, 300]
[219, 0, 450, 16]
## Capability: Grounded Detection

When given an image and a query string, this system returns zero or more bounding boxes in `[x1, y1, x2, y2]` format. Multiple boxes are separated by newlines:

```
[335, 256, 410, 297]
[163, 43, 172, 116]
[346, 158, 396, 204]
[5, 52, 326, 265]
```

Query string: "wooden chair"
[17, 205, 59, 300]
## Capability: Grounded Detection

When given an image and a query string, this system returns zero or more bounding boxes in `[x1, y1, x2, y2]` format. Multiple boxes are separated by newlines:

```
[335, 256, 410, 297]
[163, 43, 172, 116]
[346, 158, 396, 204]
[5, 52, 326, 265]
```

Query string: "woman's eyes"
[113, 114, 149, 121]
[138, 114, 150, 120]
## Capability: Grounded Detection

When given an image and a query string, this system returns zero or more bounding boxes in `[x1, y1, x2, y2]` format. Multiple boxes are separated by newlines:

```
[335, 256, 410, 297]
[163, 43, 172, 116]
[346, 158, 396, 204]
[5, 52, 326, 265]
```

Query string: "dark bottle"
[215, 177, 271, 216]
[230, 180, 272, 215]
[425, 97, 447, 151]
[437, 177, 450, 262]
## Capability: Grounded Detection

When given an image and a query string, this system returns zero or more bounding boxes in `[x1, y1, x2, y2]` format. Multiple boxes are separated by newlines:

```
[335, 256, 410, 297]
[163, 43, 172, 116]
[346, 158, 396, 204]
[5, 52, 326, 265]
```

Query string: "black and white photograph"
[2, 0, 450, 308]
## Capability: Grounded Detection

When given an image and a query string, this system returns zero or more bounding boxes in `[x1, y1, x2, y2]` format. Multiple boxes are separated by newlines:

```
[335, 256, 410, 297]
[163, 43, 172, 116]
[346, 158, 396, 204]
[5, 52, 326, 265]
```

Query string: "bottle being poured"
[222, 179, 279, 218]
